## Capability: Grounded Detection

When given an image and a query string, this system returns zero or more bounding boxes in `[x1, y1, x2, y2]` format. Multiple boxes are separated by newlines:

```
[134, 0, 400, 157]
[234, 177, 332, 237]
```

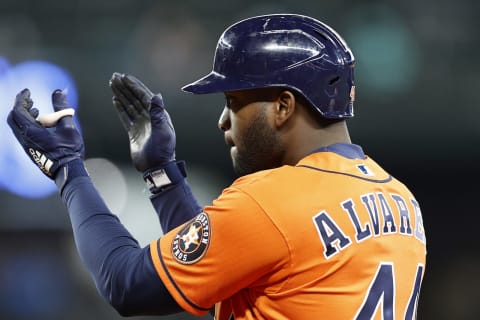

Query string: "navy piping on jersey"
[156, 240, 211, 312]
[296, 164, 393, 183]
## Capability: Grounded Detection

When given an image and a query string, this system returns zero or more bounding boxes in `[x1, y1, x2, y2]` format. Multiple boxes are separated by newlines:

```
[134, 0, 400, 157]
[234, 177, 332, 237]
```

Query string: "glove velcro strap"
[143, 161, 187, 194]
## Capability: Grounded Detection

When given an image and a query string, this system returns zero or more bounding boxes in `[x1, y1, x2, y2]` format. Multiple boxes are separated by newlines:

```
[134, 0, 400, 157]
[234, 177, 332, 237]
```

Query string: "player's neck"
[282, 120, 351, 165]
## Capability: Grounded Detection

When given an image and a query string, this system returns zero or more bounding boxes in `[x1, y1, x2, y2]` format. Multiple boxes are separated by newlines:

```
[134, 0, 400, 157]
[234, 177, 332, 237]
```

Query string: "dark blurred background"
[1, 0, 479, 319]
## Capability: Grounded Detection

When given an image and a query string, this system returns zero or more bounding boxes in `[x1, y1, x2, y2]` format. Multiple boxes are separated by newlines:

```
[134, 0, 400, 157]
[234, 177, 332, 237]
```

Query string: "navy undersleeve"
[61, 175, 183, 315]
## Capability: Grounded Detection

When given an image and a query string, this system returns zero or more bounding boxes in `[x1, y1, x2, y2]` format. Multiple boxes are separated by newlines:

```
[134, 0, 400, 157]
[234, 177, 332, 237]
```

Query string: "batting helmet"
[182, 14, 355, 119]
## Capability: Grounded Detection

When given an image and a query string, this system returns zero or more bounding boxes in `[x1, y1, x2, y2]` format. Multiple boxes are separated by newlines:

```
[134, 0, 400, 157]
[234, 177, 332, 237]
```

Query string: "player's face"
[219, 88, 285, 176]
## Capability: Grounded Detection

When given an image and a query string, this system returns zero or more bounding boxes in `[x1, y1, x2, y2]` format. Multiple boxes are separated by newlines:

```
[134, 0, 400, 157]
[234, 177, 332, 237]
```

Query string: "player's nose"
[218, 106, 230, 132]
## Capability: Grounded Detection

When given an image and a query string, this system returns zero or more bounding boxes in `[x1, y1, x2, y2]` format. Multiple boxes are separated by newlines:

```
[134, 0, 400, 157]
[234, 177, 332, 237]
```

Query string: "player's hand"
[109, 73, 176, 172]
[6, 89, 85, 179]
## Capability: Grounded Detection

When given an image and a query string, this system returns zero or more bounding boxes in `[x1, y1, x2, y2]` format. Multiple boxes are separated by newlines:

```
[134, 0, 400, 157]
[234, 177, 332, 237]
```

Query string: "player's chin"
[231, 150, 246, 176]
[230, 148, 242, 175]
[231, 150, 258, 177]
[230, 146, 238, 160]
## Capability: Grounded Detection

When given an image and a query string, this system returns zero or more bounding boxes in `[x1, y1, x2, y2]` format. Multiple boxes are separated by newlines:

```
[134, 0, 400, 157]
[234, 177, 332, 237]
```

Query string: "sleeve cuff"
[55, 159, 89, 194]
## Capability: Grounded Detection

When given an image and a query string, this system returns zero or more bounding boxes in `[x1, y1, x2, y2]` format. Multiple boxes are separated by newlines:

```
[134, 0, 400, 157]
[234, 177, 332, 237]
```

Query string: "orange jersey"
[150, 148, 426, 319]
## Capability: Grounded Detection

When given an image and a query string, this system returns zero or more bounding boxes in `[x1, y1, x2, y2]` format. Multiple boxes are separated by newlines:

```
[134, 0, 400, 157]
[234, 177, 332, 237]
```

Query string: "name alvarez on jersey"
[313, 191, 426, 259]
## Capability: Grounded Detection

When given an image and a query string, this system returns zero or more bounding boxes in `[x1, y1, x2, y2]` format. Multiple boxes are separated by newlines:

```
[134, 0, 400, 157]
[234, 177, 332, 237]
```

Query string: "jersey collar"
[312, 143, 366, 159]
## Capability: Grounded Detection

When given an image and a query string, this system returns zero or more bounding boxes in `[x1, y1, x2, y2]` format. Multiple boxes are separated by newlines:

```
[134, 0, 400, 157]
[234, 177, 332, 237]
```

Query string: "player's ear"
[274, 90, 296, 128]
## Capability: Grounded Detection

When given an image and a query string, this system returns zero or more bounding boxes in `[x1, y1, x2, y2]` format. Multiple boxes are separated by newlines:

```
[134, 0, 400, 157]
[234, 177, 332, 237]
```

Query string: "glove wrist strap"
[143, 161, 187, 194]
[55, 159, 88, 194]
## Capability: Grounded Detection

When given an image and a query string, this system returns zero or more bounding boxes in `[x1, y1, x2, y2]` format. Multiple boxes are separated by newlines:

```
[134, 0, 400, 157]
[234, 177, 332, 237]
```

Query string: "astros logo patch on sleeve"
[171, 212, 211, 264]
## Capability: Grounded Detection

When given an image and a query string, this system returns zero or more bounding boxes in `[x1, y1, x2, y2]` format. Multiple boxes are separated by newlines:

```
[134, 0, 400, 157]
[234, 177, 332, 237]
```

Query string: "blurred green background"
[1, 0, 479, 319]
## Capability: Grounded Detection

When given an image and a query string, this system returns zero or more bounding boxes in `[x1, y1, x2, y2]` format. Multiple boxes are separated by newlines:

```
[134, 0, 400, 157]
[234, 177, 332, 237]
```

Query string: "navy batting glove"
[110, 73, 176, 172]
[7, 89, 85, 179]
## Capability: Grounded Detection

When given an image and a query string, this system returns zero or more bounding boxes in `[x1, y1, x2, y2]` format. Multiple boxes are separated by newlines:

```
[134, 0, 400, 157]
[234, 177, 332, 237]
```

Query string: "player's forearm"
[57, 160, 182, 315]
[150, 178, 203, 232]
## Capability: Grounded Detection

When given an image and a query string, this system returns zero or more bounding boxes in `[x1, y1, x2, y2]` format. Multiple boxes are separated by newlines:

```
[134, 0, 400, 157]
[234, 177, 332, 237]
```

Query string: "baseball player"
[7, 14, 426, 319]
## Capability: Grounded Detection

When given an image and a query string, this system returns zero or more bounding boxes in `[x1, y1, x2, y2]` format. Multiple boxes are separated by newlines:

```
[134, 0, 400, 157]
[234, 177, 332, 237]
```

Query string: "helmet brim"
[182, 71, 256, 94]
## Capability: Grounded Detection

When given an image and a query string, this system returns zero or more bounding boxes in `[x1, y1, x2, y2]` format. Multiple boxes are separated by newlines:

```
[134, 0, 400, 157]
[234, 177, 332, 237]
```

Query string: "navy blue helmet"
[182, 14, 355, 119]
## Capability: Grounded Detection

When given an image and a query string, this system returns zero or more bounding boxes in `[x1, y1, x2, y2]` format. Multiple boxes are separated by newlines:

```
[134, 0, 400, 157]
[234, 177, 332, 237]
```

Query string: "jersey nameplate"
[312, 192, 426, 259]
